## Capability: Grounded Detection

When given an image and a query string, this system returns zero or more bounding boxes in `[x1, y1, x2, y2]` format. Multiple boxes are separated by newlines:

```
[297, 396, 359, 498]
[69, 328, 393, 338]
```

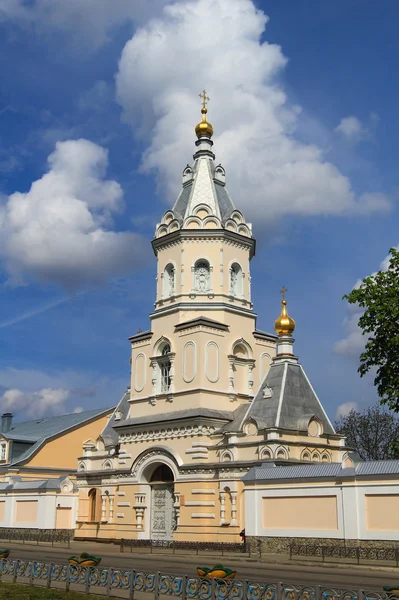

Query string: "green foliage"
[344, 247, 399, 412]
[335, 403, 399, 460]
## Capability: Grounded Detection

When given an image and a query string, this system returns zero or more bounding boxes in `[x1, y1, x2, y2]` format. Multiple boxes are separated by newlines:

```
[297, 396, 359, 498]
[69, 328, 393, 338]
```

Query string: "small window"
[230, 263, 243, 297]
[162, 264, 175, 298]
[0, 443, 6, 461]
[160, 344, 171, 393]
[194, 260, 210, 292]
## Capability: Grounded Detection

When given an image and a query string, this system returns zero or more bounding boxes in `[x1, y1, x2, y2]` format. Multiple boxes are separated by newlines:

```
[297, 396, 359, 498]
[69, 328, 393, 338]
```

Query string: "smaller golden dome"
[274, 299, 296, 336]
[195, 107, 214, 138]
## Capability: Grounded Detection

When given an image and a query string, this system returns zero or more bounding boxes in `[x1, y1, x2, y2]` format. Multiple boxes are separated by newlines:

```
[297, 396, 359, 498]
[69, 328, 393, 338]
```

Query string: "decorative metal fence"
[121, 539, 248, 556]
[290, 545, 399, 566]
[0, 528, 73, 548]
[0, 557, 396, 600]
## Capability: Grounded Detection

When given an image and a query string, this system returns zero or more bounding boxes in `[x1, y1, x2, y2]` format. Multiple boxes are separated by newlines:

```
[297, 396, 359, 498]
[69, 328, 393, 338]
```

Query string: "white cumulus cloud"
[335, 401, 359, 420]
[0, 0, 170, 49]
[116, 0, 390, 223]
[0, 139, 144, 289]
[335, 116, 368, 141]
[0, 387, 70, 419]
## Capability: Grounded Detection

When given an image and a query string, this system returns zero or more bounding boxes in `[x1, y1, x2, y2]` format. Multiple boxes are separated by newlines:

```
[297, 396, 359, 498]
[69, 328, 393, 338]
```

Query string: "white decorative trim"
[191, 513, 215, 519]
[117, 492, 125, 496]
[183, 341, 197, 383]
[134, 353, 146, 393]
[192, 489, 215, 495]
[122, 424, 216, 443]
[185, 501, 215, 506]
[117, 502, 130, 507]
[275, 362, 288, 428]
[205, 341, 219, 383]
[116, 513, 124, 518]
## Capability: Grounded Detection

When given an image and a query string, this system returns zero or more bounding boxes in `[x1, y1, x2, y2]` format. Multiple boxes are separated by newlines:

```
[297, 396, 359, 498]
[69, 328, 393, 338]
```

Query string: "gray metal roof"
[101, 389, 131, 447]
[0, 477, 76, 492]
[243, 459, 399, 482]
[243, 360, 335, 435]
[2, 407, 112, 465]
[114, 408, 234, 429]
[171, 157, 235, 225]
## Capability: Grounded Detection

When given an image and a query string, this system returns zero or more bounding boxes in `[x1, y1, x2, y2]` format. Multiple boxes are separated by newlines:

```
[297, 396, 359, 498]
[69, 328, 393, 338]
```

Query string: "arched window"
[230, 263, 243, 297]
[160, 344, 171, 393]
[162, 264, 175, 297]
[88, 488, 101, 522]
[194, 260, 210, 292]
[150, 464, 174, 483]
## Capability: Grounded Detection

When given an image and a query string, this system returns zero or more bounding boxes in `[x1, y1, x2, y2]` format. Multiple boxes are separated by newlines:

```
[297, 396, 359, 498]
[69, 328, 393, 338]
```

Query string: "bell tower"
[128, 93, 276, 418]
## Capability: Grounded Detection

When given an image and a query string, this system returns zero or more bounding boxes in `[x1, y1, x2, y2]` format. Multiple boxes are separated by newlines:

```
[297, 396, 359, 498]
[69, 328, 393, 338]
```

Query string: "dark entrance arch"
[147, 463, 175, 540]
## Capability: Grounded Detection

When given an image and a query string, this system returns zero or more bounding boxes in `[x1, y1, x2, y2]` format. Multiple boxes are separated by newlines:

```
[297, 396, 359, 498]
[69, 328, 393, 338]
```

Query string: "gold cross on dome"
[199, 89, 210, 110]
[280, 286, 288, 299]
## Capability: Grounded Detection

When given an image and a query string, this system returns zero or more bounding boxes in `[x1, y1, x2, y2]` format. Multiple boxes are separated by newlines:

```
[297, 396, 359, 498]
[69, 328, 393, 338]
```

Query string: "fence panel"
[290, 544, 399, 566]
[0, 557, 395, 600]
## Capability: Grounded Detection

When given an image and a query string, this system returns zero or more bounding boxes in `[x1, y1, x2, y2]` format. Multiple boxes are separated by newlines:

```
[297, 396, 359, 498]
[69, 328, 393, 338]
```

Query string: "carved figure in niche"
[168, 267, 175, 295]
[195, 262, 210, 292]
[230, 268, 238, 295]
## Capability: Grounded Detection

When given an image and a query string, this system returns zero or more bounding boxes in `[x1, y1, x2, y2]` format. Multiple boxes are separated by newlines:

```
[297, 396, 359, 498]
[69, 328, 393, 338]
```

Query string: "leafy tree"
[335, 404, 399, 460]
[344, 247, 399, 411]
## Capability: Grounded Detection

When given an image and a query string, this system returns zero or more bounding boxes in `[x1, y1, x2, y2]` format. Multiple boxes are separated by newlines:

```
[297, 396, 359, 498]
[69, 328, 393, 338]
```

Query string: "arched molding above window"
[78, 462, 86, 472]
[312, 451, 321, 462]
[225, 219, 238, 232]
[231, 210, 244, 224]
[232, 338, 253, 360]
[301, 449, 311, 462]
[260, 447, 272, 461]
[203, 216, 221, 229]
[321, 452, 331, 463]
[193, 203, 211, 218]
[102, 459, 113, 471]
[132, 447, 182, 483]
[275, 446, 288, 460]
[162, 210, 175, 225]
[220, 450, 234, 463]
[154, 336, 172, 356]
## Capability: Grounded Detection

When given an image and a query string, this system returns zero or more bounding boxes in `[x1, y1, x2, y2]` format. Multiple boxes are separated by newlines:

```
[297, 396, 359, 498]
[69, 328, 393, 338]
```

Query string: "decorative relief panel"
[134, 353, 146, 392]
[206, 341, 219, 383]
[183, 341, 196, 383]
[121, 424, 216, 444]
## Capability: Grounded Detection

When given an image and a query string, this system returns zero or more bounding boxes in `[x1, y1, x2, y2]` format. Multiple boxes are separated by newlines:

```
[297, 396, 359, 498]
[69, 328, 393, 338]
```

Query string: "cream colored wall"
[15, 500, 38, 523]
[27, 414, 111, 469]
[262, 495, 338, 530]
[155, 237, 252, 306]
[55, 507, 72, 529]
[0, 501, 4, 522]
[365, 494, 399, 531]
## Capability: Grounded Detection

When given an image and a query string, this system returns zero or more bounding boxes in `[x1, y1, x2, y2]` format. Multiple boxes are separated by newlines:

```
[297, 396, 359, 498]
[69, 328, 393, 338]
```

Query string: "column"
[219, 491, 227, 525]
[173, 493, 181, 528]
[230, 491, 237, 526]
[134, 493, 147, 531]
[101, 494, 108, 522]
[109, 495, 114, 523]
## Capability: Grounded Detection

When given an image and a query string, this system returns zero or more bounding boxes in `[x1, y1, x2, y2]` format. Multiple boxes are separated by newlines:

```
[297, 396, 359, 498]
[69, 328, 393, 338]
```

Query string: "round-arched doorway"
[147, 463, 175, 540]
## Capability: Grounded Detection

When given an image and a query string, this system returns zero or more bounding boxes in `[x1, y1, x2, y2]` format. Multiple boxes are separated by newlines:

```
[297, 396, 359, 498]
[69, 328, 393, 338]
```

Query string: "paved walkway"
[1, 541, 399, 590]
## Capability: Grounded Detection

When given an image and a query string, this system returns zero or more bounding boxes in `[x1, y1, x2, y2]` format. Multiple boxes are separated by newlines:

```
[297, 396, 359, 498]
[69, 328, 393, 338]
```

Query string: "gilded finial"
[274, 287, 296, 336]
[195, 89, 214, 138]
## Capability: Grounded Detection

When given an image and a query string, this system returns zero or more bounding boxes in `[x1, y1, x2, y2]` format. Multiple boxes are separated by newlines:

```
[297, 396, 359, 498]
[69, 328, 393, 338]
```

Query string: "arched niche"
[230, 262, 244, 297]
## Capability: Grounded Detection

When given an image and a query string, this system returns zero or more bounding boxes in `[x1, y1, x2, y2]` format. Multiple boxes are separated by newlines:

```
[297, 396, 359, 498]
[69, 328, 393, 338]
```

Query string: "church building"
[75, 95, 347, 543]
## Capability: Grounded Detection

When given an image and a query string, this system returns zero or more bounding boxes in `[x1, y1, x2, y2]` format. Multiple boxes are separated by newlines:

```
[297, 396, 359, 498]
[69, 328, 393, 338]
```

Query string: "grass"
[0, 582, 105, 599]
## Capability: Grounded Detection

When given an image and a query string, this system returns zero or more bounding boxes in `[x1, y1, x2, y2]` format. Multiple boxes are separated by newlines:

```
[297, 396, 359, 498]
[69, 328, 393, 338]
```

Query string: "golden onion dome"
[195, 107, 214, 138]
[274, 299, 296, 336]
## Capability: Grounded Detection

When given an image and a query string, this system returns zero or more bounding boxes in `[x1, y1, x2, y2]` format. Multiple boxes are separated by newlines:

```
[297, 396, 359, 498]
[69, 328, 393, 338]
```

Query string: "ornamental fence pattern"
[0, 528, 73, 548]
[121, 539, 248, 555]
[0, 558, 396, 600]
[290, 545, 399, 566]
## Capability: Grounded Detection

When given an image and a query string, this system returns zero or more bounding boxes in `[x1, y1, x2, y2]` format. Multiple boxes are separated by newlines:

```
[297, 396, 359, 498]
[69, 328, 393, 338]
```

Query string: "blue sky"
[0, 0, 397, 421]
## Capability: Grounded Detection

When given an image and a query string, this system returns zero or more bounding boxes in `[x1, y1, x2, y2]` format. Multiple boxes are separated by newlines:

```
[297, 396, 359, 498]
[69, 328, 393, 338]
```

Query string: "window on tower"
[230, 263, 243, 297]
[194, 260, 210, 292]
[162, 264, 175, 297]
[160, 344, 172, 393]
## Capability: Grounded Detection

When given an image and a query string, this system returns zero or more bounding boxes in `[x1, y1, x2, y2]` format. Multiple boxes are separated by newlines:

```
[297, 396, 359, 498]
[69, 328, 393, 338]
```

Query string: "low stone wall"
[248, 536, 399, 555]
